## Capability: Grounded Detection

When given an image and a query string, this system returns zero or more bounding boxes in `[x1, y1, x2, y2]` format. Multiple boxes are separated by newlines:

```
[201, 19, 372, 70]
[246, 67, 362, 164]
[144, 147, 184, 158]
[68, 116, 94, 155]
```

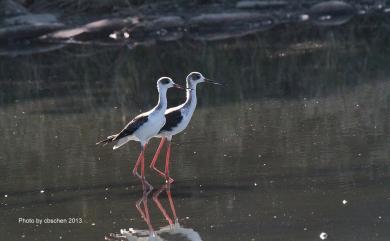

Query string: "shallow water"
[0, 22, 390, 241]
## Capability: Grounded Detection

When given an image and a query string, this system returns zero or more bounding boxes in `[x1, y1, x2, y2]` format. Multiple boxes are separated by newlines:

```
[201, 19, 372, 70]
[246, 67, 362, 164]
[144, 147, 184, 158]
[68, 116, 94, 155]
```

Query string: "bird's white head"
[157, 77, 185, 91]
[186, 72, 222, 88]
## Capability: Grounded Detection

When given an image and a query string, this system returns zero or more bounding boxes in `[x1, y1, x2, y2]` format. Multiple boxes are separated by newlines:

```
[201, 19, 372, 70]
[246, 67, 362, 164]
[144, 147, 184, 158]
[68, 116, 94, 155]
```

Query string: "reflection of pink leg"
[153, 184, 173, 225]
[135, 197, 146, 218]
[153, 183, 178, 226]
[135, 181, 154, 233]
[143, 196, 151, 227]
[166, 184, 178, 222]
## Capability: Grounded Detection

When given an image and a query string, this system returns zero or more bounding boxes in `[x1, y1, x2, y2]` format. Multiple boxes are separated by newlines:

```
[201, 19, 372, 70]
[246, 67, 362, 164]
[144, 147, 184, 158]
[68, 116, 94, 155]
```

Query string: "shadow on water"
[0, 17, 390, 241]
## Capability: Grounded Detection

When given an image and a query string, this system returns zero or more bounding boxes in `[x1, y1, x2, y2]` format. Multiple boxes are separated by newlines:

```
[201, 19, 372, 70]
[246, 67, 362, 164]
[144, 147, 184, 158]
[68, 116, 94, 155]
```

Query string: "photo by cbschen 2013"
[1, 1, 390, 241]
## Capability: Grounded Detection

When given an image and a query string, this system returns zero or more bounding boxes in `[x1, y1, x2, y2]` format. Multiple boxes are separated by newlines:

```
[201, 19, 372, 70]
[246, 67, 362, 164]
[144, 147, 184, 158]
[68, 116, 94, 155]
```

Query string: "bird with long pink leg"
[97, 77, 185, 185]
[149, 72, 222, 183]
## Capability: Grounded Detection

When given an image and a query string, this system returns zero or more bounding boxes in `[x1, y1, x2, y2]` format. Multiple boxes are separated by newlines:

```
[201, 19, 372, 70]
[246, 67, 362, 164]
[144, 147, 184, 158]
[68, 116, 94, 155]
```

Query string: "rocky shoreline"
[1, 0, 389, 56]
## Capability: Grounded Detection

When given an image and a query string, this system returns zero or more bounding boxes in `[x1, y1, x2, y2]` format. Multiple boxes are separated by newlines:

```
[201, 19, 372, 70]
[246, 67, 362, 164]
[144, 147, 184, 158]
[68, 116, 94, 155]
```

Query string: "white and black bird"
[97, 77, 185, 180]
[149, 72, 222, 183]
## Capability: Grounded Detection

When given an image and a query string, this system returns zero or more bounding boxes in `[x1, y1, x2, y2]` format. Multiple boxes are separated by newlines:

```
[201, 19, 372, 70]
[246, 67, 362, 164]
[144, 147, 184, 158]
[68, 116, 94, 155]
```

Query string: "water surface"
[0, 22, 390, 241]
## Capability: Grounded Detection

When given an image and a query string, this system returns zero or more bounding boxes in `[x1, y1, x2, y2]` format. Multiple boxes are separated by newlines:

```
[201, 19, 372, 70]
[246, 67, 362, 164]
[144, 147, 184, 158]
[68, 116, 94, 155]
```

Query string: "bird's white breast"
[134, 111, 166, 142]
[171, 110, 192, 135]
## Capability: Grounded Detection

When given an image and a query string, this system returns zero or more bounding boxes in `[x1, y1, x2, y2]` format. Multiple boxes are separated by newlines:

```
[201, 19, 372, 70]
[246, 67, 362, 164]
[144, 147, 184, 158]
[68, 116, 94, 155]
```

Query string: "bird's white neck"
[155, 87, 168, 112]
[183, 82, 197, 110]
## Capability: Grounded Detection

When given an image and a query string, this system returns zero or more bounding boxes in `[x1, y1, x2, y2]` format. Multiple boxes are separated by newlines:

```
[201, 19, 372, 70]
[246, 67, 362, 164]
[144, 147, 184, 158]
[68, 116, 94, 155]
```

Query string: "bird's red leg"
[133, 145, 153, 190]
[164, 141, 174, 183]
[150, 138, 167, 178]
[141, 150, 145, 178]
[132, 150, 144, 176]
[133, 144, 147, 177]
[149, 139, 174, 183]
[150, 138, 166, 168]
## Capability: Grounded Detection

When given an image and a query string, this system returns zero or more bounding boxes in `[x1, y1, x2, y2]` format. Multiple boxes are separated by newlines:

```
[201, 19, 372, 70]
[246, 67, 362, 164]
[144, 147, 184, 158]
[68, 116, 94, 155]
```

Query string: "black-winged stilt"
[97, 77, 185, 181]
[149, 72, 222, 183]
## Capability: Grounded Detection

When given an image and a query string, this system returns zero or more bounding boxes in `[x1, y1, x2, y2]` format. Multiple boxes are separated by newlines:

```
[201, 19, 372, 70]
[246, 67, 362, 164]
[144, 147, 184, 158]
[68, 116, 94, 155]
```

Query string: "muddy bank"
[1, 0, 389, 56]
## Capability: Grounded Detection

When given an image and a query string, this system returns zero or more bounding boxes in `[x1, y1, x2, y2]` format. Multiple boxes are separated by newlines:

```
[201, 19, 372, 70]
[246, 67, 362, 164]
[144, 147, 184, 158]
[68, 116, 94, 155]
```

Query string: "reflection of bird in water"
[150, 72, 222, 183]
[151, 184, 203, 241]
[105, 182, 203, 241]
[97, 77, 184, 182]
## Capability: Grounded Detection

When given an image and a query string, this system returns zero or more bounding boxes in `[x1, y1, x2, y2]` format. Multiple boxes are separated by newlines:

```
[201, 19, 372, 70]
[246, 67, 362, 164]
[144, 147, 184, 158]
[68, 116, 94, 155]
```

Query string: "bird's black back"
[160, 109, 183, 132]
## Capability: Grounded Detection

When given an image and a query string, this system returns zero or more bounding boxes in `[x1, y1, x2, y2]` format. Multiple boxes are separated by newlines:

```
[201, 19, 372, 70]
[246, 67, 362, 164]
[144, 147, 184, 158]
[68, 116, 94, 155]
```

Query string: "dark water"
[1, 22, 390, 241]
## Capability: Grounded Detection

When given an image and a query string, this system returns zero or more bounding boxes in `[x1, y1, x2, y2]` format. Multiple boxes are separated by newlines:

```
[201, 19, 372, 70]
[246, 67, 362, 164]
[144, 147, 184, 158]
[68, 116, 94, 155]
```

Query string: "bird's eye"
[161, 78, 170, 84]
[192, 73, 201, 80]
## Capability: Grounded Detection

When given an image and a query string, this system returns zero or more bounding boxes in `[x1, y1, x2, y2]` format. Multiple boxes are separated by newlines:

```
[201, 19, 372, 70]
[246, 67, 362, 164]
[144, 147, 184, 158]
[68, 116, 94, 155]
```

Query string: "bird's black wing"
[114, 115, 149, 140]
[160, 109, 183, 132]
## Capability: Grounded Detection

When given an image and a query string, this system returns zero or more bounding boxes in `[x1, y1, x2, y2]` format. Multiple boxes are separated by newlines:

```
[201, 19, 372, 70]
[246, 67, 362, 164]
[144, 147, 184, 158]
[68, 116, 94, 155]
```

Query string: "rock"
[188, 12, 275, 41]
[45, 17, 139, 40]
[147, 16, 184, 29]
[0, 23, 64, 41]
[189, 12, 272, 24]
[46, 16, 183, 43]
[140, 16, 184, 41]
[1, 11, 63, 41]
[309, 1, 355, 26]
[5, 13, 59, 25]
[0, 0, 29, 17]
[236, 0, 288, 10]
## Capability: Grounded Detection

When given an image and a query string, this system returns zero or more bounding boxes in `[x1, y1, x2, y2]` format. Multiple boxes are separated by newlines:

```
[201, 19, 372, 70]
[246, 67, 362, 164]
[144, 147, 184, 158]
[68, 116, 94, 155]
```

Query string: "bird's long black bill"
[174, 83, 193, 90]
[204, 78, 223, 85]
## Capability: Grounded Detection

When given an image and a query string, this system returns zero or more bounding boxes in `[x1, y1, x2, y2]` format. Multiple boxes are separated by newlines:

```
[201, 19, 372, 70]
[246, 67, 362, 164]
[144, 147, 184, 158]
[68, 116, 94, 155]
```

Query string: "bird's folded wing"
[114, 115, 149, 140]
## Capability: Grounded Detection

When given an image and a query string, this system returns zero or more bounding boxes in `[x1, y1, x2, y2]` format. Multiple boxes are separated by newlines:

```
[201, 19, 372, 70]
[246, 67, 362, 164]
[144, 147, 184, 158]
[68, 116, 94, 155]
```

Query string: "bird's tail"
[96, 134, 118, 146]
